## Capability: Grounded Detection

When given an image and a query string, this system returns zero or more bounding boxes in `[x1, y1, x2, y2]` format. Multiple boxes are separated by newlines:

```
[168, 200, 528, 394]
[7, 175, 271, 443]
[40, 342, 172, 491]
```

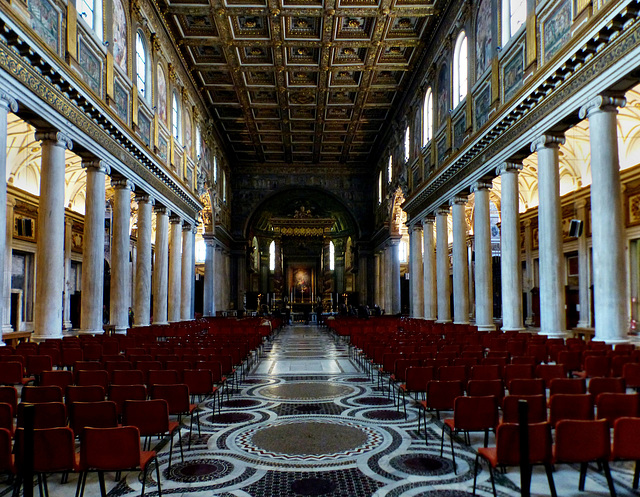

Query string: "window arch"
[388, 155, 393, 183]
[196, 126, 202, 159]
[502, 0, 526, 46]
[135, 31, 149, 100]
[453, 31, 468, 108]
[78, 0, 103, 40]
[172, 92, 181, 144]
[213, 155, 218, 183]
[222, 171, 227, 203]
[269, 241, 275, 271]
[378, 171, 382, 204]
[423, 87, 433, 146]
[329, 241, 335, 271]
[404, 126, 410, 163]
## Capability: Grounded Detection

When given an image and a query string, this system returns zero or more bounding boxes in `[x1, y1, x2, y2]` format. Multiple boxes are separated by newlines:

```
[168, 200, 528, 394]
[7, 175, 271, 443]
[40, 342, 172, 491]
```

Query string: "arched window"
[135, 31, 148, 99]
[78, 0, 103, 40]
[404, 126, 410, 163]
[399, 240, 408, 263]
[213, 155, 218, 183]
[378, 171, 382, 204]
[222, 171, 227, 203]
[423, 87, 433, 146]
[329, 241, 335, 271]
[269, 241, 275, 271]
[196, 126, 202, 159]
[172, 92, 180, 143]
[157, 65, 167, 124]
[453, 31, 468, 108]
[502, 0, 526, 46]
[388, 155, 393, 183]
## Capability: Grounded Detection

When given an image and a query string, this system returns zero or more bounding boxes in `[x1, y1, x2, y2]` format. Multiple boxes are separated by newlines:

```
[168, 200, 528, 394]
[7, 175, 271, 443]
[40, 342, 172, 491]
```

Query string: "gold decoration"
[347, 18, 361, 28]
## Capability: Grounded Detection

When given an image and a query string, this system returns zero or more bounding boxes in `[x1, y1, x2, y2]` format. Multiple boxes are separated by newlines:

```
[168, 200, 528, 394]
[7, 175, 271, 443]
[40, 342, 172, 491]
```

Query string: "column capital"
[423, 214, 436, 224]
[436, 206, 449, 216]
[192, 225, 198, 234]
[170, 216, 182, 225]
[524, 218, 532, 227]
[81, 159, 110, 175]
[575, 198, 587, 209]
[182, 223, 193, 232]
[0, 93, 17, 113]
[153, 205, 169, 215]
[496, 161, 523, 176]
[450, 195, 468, 206]
[579, 94, 626, 119]
[410, 223, 423, 233]
[111, 177, 134, 191]
[134, 192, 154, 205]
[34, 130, 73, 150]
[531, 134, 565, 153]
[471, 181, 492, 193]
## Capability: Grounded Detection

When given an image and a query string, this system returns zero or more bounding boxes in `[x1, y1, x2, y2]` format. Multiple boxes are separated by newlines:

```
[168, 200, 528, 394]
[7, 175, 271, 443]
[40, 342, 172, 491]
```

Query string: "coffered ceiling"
[158, 0, 440, 165]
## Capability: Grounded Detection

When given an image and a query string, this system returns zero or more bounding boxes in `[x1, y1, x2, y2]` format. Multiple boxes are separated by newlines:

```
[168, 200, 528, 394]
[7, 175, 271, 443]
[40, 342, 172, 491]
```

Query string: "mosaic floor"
[3, 324, 639, 496]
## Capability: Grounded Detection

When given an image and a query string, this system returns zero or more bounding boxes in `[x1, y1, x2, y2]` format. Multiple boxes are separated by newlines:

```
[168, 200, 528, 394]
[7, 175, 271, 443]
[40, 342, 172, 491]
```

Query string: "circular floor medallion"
[295, 404, 322, 413]
[222, 399, 261, 408]
[389, 454, 454, 476]
[362, 409, 405, 421]
[346, 377, 370, 383]
[290, 477, 337, 496]
[209, 412, 254, 424]
[355, 396, 393, 406]
[164, 458, 233, 483]
[259, 382, 355, 401]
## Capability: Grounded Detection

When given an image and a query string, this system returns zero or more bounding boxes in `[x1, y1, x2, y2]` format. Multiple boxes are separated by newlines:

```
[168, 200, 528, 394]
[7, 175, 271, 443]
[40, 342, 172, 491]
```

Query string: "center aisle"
[151, 324, 630, 497]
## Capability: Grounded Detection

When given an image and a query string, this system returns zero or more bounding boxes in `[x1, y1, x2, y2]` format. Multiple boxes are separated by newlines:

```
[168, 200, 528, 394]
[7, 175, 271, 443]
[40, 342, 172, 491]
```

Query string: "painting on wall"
[437, 62, 449, 127]
[113, 0, 128, 72]
[113, 80, 129, 123]
[453, 113, 466, 149]
[502, 47, 524, 102]
[138, 112, 151, 147]
[288, 265, 315, 303]
[474, 82, 491, 130]
[29, 0, 59, 54]
[78, 38, 102, 95]
[157, 65, 167, 124]
[543, 0, 572, 63]
[157, 134, 168, 163]
[475, 0, 492, 79]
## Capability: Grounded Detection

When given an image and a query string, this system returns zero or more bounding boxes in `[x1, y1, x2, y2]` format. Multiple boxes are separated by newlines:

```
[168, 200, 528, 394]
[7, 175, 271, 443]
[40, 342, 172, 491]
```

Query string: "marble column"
[374, 253, 380, 307]
[574, 200, 591, 328]
[2, 197, 15, 334]
[532, 135, 567, 337]
[0, 96, 16, 344]
[134, 193, 153, 326]
[34, 131, 72, 341]
[63, 218, 72, 330]
[451, 196, 469, 324]
[109, 177, 132, 333]
[497, 162, 524, 332]
[422, 216, 437, 320]
[181, 224, 194, 320]
[79, 160, 108, 334]
[580, 96, 628, 342]
[384, 245, 392, 313]
[523, 220, 534, 326]
[467, 237, 475, 321]
[168, 216, 182, 323]
[472, 182, 495, 330]
[215, 247, 223, 313]
[152, 206, 169, 325]
[409, 224, 424, 318]
[203, 235, 215, 317]
[436, 207, 451, 323]
[390, 240, 401, 314]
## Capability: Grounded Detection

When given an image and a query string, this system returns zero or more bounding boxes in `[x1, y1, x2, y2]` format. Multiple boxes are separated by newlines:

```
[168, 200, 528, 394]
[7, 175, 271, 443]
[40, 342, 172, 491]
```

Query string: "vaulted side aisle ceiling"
[157, 0, 440, 165]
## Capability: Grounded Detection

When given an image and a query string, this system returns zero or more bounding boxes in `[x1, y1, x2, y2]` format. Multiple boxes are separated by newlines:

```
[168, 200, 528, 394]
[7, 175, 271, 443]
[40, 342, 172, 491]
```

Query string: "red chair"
[21, 385, 63, 403]
[40, 370, 74, 390]
[111, 369, 145, 386]
[196, 361, 229, 401]
[611, 417, 640, 488]
[548, 393, 594, 426]
[0, 403, 12, 434]
[473, 422, 556, 497]
[437, 365, 468, 388]
[549, 377, 586, 396]
[151, 384, 200, 448]
[501, 394, 547, 423]
[553, 419, 615, 496]
[508, 378, 545, 396]
[78, 426, 161, 497]
[66, 385, 106, 406]
[73, 361, 102, 373]
[467, 379, 505, 403]
[470, 365, 502, 381]
[0, 386, 17, 415]
[82, 344, 103, 362]
[108, 384, 147, 419]
[588, 376, 625, 400]
[0, 361, 31, 386]
[623, 362, 640, 390]
[25, 355, 53, 383]
[70, 400, 118, 437]
[441, 395, 498, 473]
[17, 401, 67, 429]
[596, 392, 639, 426]
[147, 370, 180, 386]
[418, 380, 464, 431]
[503, 364, 534, 388]
[61, 348, 84, 370]
[535, 364, 565, 388]
[398, 366, 435, 419]
[0, 427, 14, 482]
[76, 370, 110, 389]
[123, 399, 183, 468]
[183, 369, 219, 413]
[14, 427, 79, 497]
[611, 355, 634, 377]
[557, 350, 582, 375]
[579, 355, 611, 378]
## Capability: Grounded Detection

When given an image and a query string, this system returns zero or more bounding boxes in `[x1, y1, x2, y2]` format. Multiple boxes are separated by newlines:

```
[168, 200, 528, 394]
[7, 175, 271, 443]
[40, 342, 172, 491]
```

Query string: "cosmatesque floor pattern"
[4, 324, 640, 496]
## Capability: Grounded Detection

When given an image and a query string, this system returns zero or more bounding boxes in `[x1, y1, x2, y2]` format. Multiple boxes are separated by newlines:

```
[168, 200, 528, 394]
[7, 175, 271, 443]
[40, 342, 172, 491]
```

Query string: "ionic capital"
[0, 93, 17, 113]
[182, 223, 193, 232]
[82, 159, 110, 175]
[471, 181, 492, 193]
[34, 130, 73, 150]
[134, 193, 154, 205]
[496, 161, 523, 176]
[423, 215, 436, 225]
[579, 95, 626, 119]
[436, 206, 450, 216]
[110, 177, 134, 191]
[450, 195, 468, 207]
[530, 134, 565, 153]
[169, 215, 182, 225]
[153, 205, 169, 216]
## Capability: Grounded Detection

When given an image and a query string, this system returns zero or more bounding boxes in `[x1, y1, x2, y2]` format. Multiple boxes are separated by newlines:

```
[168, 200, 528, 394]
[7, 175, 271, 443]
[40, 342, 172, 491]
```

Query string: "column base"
[78, 329, 103, 335]
[476, 324, 496, 331]
[153, 321, 169, 326]
[133, 323, 151, 327]
[169, 320, 181, 324]
[502, 326, 526, 333]
[113, 328, 128, 335]
[31, 333, 64, 342]
[453, 321, 470, 325]
[1, 324, 13, 334]
[592, 335, 631, 345]
[524, 317, 534, 326]
[576, 320, 591, 329]
[538, 330, 569, 338]
[436, 319, 452, 323]
[63, 320, 72, 330]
